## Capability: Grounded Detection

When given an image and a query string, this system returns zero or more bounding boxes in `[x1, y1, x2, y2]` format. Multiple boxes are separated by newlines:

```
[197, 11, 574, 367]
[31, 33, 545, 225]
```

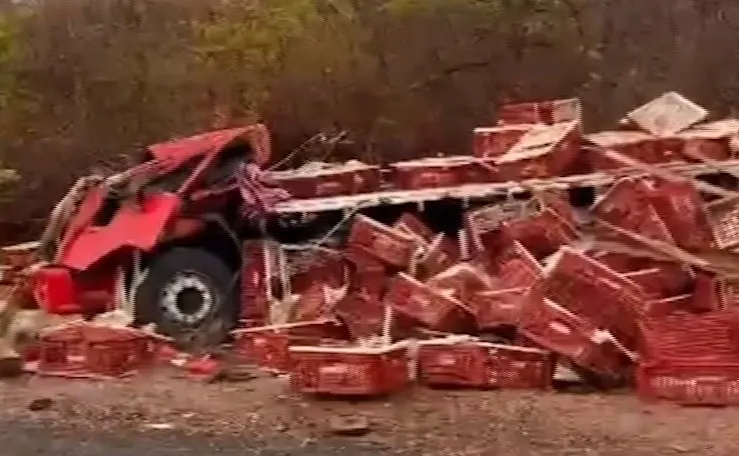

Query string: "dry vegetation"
[0, 0, 738, 240]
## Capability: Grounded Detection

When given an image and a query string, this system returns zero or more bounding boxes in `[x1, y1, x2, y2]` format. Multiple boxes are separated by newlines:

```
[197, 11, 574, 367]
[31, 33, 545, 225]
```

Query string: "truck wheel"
[135, 247, 238, 351]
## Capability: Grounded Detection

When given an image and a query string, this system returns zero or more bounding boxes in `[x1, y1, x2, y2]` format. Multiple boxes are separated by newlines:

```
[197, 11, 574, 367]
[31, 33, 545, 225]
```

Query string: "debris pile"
[7, 92, 739, 409]
[233, 93, 739, 406]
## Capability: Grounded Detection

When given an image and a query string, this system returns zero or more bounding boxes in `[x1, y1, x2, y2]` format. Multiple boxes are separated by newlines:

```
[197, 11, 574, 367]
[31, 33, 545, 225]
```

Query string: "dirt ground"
[1, 368, 738, 456]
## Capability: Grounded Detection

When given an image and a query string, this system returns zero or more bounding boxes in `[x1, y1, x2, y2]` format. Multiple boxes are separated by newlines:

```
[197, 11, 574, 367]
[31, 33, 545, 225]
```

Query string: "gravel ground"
[1, 369, 739, 456]
[0, 421, 401, 456]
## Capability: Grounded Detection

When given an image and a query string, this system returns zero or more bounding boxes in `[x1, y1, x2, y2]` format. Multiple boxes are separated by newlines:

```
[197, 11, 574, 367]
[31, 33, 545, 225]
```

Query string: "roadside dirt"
[1, 368, 738, 456]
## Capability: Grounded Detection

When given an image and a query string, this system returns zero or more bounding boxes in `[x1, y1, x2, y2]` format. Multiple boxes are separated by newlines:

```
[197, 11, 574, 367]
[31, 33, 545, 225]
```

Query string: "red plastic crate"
[289, 341, 411, 396]
[272, 163, 381, 199]
[37, 325, 86, 375]
[83, 326, 146, 377]
[649, 179, 715, 249]
[333, 292, 385, 340]
[472, 125, 533, 158]
[417, 338, 554, 390]
[471, 287, 526, 329]
[585, 131, 673, 171]
[389, 156, 482, 190]
[417, 233, 460, 279]
[392, 213, 435, 245]
[639, 310, 739, 363]
[542, 247, 645, 350]
[690, 272, 732, 312]
[36, 324, 149, 378]
[234, 321, 345, 373]
[518, 288, 632, 377]
[291, 283, 333, 322]
[234, 327, 292, 372]
[425, 263, 494, 303]
[707, 196, 739, 250]
[501, 208, 579, 259]
[533, 190, 577, 227]
[290, 255, 348, 295]
[591, 177, 674, 245]
[417, 338, 487, 387]
[386, 273, 474, 333]
[497, 98, 581, 126]
[490, 121, 581, 181]
[483, 343, 554, 389]
[347, 215, 421, 269]
[637, 361, 739, 406]
[680, 136, 732, 162]
[491, 240, 543, 289]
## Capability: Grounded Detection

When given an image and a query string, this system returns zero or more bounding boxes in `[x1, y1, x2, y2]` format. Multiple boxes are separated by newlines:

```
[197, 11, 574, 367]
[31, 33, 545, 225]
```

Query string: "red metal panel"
[59, 193, 180, 271]
[147, 124, 271, 166]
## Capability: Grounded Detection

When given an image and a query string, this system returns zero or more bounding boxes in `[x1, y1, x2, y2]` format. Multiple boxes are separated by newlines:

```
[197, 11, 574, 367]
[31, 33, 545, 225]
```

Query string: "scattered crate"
[519, 288, 633, 378]
[233, 320, 343, 373]
[637, 361, 739, 406]
[271, 162, 381, 199]
[497, 98, 582, 126]
[37, 325, 86, 376]
[472, 125, 534, 158]
[425, 263, 494, 303]
[471, 287, 526, 329]
[347, 215, 420, 269]
[417, 337, 554, 390]
[544, 248, 645, 341]
[334, 292, 385, 340]
[639, 310, 739, 363]
[648, 179, 715, 249]
[35, 323, 150, 379]
[491, 240, 544, 289]
[490, 121, 581, 181]
[389, 156, 484, 190]
[393, 213, 436, 245]
[83, 326, 147, 377]
[386, 273, 474, 333]
[417, 233, 460, 279]
[591, 177, 674, 245]
[707, 195, 739, 250]
[501, 208, 579, 259]
[289, 341, 411, 396]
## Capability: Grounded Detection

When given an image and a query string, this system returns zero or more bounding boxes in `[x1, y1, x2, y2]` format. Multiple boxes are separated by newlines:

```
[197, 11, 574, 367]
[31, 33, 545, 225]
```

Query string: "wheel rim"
[159, 271, 214, 326]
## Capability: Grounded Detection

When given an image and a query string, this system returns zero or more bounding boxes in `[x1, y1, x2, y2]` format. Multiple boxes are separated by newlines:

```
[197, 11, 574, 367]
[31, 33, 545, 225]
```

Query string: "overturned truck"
[27, 93, 739, 351]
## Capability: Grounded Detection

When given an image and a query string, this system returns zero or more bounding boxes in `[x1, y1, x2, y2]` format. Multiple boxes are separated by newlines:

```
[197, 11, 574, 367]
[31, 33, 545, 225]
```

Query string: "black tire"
[135, 247, 238, 351]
